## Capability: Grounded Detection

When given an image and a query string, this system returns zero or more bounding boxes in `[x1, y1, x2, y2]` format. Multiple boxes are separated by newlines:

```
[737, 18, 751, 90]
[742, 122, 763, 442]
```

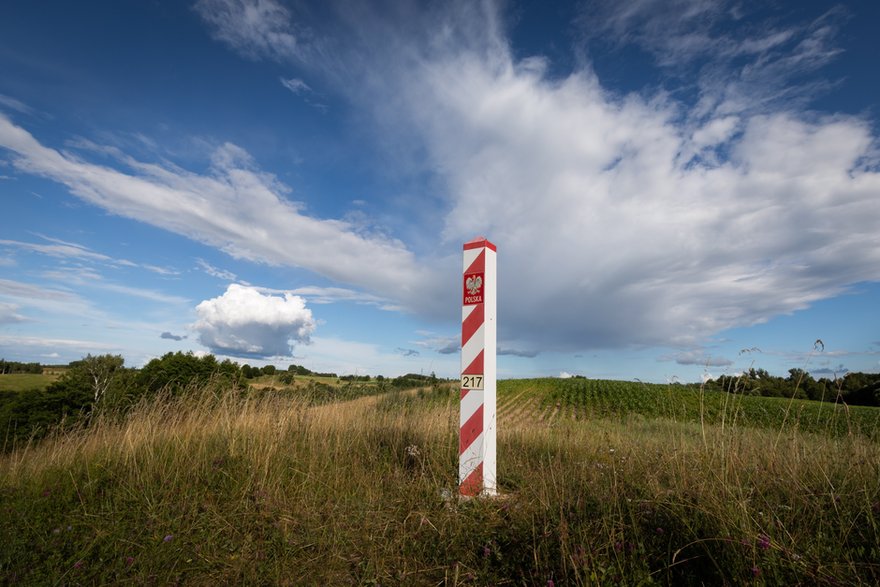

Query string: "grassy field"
[0, 372, 60, 393]
[1, 380, 878, 585]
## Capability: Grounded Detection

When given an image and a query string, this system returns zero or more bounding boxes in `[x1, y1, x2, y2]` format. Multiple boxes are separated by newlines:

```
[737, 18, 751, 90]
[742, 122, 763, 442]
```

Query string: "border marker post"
[459, 236, 497, 496]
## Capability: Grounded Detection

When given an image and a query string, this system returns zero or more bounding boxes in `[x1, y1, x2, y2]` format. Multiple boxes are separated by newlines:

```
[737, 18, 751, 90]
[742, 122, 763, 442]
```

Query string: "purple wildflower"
[751, 566, 761, 577]
[547, 580, 555, 587]
[125, 556, 135, 566]
[655, 527, 665, 535]
[163, 534, 174, 543]
[73, 560, 84, 570]
[757, 534, 770, 550]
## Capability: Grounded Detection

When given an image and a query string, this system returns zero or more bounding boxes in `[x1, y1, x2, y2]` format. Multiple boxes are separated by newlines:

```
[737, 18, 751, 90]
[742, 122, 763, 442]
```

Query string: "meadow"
[1, 379, 878, 585]
[0, 372, 61, 393]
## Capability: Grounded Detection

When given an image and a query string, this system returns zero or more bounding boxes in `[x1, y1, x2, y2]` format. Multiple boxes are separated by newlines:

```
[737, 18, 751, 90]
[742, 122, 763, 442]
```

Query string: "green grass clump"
[1, 384, 879, 585]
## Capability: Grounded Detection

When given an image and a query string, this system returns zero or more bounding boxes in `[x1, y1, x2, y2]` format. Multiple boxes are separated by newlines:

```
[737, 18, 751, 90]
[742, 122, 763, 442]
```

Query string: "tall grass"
[1, 384, 878, 585]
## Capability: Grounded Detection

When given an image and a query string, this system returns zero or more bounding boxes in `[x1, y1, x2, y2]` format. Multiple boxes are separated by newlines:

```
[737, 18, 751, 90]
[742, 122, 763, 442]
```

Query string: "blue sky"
[1, 0, 878, 382]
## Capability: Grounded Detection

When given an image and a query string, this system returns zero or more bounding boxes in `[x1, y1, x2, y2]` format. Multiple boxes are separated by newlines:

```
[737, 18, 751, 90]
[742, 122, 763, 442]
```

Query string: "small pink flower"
[751, 566, 761, 577]
[73, 560, 84, 570]
[757, 534, 770, 550]
[125, 556, 135, 565]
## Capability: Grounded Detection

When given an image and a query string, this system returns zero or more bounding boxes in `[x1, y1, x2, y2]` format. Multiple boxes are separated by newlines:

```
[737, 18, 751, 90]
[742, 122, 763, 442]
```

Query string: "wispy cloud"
[160, 331, 187, 341]
[143, 264, 181, 276]
[0, 237, 118, 264]
[39, 268, 189, 305]
[280, 77, 310, 95]
[0, 335, 118, 351]
[280, 77, 328, 111]
[0, 114, 435, 316]
[396, 347, 420, 357]
[194, 0, 305, 63]
[0, 94, 33, 115]
[577, 1, 848, 118]
[0, 301, 28, 324]
[196, 258, 238, 281]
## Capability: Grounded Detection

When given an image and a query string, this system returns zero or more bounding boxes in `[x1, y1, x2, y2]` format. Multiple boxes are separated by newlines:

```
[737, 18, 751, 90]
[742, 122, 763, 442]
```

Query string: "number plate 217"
[461, 374, 484, 390]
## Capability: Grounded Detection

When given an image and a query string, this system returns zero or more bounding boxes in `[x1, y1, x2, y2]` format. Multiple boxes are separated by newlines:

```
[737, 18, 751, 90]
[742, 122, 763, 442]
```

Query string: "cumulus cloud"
[160, 331, 187, 341]
[192, 284, 316, 357]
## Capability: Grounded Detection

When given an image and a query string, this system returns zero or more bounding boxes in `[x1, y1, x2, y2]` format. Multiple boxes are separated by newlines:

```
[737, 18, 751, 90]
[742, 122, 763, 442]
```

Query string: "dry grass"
[1, 384, 878, 585]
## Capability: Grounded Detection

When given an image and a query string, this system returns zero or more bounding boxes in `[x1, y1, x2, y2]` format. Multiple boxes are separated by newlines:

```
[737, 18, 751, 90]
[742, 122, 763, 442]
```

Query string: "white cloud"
[578, 1, 848, 118]
[194, 0, 302, 62]
[0, 335, 118, 351]
[286, 285, 391, 307]
[348, 3, 880, 352]
[192, 284, 316, 357]
[0, 94, 33, 115]
[196, 258, 238, 281]
[0, 301, 28, 324]
[0, 237, 117, 264]
[0, 115, 437, 315]
[280, 77, 310, 95]
[38, 267, 189, 305]
[143, 264, 181, 276]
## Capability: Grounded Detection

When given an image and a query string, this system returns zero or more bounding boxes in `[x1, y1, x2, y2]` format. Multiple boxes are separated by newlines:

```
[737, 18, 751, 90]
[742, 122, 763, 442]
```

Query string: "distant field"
[0, 373, 59, 392]
[497, 378, 880, 440]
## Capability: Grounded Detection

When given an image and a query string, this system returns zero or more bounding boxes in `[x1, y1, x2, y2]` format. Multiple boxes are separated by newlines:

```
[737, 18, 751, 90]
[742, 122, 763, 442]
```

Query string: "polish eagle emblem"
[466, 275, 483, 295]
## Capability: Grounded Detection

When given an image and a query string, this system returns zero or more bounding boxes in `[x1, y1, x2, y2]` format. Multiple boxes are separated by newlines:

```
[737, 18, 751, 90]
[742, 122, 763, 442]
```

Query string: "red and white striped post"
[460, 237, 497, 496]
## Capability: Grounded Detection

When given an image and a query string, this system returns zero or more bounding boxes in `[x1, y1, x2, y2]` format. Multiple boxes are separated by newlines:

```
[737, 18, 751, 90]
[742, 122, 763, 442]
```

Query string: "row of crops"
[495, 378, 880, 439]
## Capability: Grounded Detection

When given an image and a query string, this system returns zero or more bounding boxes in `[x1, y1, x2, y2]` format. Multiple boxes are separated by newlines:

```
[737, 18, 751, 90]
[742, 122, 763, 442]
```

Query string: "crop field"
[496, 378, 880, 440]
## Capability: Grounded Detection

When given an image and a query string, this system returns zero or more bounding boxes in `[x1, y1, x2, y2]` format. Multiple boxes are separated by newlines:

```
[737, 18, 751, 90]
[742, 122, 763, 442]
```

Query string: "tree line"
[0, 360, 44, 374]
[704, 368, 880, 407]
